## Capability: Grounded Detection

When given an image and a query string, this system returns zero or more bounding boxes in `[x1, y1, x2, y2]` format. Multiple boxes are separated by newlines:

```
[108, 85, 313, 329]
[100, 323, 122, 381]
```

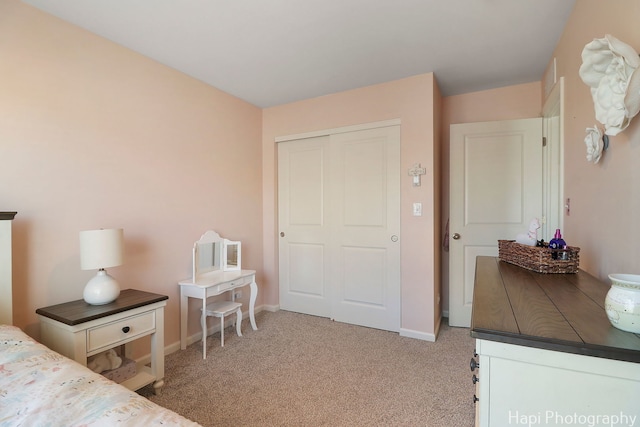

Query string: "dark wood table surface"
[471, 256, 640, 363]
[36, 289, 168, 326]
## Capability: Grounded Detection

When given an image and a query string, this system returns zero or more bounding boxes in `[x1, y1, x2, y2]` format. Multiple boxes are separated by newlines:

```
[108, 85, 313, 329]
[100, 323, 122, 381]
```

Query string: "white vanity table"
[178, 231, 258, 353]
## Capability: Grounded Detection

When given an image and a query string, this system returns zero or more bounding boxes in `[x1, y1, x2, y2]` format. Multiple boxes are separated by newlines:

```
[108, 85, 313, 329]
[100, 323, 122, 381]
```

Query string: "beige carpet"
[140, 310, 476, 426]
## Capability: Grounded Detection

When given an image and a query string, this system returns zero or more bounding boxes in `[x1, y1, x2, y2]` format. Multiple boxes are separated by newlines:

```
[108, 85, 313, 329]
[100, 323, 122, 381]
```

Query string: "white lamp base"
[83, 269, 120, 305]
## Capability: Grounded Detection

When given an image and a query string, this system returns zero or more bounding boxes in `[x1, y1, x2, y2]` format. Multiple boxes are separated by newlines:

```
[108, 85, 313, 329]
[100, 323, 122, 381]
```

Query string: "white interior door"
[329, 127, 401, 331]
[278, 136, 331, 318]
[278, 125, 401, 332]
[449, 118, 542, 327]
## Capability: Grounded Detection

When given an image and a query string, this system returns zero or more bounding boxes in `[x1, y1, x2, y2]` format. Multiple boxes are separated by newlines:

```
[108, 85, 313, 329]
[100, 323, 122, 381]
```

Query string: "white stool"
[200, 301, 242, 359]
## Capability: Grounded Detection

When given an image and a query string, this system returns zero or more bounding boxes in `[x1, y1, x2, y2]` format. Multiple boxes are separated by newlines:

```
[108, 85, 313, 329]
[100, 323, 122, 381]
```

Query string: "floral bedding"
[0, 325, 200, 426]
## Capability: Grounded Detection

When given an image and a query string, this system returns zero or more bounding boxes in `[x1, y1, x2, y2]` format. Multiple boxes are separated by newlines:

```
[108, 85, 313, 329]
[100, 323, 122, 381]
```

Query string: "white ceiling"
[22, 0, 576, 108]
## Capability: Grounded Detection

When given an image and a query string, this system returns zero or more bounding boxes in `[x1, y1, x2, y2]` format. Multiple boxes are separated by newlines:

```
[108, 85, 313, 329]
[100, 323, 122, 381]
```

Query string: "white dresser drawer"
[87, 311, 155, 353]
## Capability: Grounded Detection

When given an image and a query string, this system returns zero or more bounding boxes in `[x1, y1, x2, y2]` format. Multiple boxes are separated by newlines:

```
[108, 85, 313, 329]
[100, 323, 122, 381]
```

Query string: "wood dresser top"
[471, 256, 640, 363]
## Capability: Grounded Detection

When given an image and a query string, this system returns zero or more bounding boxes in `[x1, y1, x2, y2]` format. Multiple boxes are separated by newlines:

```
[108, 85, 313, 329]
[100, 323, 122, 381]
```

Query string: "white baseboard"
[164, 341, 181, 357]
[261, 304, 279, 312]
[400, 328, 436, 342]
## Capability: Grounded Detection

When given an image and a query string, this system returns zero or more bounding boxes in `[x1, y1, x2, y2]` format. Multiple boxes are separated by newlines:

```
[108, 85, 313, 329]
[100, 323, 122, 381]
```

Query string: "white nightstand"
[36, 289, 168, 394]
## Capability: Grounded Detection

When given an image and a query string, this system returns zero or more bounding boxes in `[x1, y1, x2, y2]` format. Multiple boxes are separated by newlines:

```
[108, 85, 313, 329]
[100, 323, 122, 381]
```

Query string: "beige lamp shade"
[80, 228, 124, 270]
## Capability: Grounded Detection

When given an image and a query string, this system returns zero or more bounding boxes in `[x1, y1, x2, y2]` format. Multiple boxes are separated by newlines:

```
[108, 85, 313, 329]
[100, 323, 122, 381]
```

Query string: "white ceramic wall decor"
[584, 124, 604, 164]
[579, 34, 640, 136]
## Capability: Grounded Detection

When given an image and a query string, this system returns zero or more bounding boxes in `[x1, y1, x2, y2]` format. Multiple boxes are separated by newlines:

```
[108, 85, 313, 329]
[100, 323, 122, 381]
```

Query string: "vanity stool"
[200, 300, 242, 358]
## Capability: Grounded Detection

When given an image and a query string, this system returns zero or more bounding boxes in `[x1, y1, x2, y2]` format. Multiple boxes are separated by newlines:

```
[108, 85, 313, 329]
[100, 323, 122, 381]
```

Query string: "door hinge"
[542, 137, 547, 147]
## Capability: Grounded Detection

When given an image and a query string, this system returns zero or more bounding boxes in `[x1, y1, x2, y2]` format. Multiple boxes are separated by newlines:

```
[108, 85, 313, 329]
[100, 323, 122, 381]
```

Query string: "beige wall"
[0, 1, 263, 346]
[550, 0, 640, 278]
[440, 82, 542, 313]
[262, 74, 442, 338]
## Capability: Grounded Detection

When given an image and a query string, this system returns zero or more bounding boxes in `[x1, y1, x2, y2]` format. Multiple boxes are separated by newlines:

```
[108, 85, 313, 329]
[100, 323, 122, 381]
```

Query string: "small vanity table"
[178, 231, 258, 353]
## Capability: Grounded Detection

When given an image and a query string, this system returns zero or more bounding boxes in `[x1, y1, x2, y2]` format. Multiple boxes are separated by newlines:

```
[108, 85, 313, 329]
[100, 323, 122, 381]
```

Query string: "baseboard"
[261, 303, 279, 312]
[442, 309, 449, 318]
[164, 341, 181, 357]
[399, 328, 436, 342]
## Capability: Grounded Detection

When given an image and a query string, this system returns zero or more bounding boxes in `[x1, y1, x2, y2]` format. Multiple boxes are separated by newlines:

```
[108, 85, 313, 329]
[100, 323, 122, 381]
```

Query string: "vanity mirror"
[223, 240, 241, 271]
[192, 230, 242, 280]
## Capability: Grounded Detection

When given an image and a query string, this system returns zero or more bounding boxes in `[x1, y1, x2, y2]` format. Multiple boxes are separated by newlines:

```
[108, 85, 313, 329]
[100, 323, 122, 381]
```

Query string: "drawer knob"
[122, 326, 131, 333]
[470, 357, 479, 371]
[472, 374, 479, 384]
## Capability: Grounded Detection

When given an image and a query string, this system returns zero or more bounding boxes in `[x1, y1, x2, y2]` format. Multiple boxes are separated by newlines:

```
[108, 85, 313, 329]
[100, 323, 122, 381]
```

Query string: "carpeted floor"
[140, 310, 476, 426]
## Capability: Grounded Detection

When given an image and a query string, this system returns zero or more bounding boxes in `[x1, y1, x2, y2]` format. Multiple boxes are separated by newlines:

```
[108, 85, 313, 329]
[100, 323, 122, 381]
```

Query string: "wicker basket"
[498, 240, 580, 274]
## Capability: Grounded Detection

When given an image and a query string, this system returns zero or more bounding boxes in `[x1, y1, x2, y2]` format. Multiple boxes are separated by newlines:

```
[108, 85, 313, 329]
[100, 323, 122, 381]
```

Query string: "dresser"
[471, 256, 640, 426]
[37, 289, 168, 394]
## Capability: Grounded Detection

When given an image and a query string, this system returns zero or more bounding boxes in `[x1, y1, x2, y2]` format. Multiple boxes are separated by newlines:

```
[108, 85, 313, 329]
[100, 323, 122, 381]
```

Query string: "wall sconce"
[408, 163, 426, 187]
[579, 34, 640, 162]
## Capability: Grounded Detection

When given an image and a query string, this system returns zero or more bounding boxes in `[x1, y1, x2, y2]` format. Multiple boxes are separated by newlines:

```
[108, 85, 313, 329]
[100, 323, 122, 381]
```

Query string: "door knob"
[280, 232, 285, 237]
[452, 233, 461, 240]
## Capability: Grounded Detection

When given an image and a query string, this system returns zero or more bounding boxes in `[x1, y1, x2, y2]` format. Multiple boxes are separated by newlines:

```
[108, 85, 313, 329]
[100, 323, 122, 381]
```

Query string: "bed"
[0, 324, 201, 426]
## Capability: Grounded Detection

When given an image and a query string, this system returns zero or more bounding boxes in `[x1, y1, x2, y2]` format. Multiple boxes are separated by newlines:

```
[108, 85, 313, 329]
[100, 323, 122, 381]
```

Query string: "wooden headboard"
[0, 212, 17, 325]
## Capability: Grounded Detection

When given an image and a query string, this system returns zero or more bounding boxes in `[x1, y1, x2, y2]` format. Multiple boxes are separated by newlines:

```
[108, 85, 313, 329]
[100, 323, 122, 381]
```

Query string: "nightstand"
[36, 289, 168, 394]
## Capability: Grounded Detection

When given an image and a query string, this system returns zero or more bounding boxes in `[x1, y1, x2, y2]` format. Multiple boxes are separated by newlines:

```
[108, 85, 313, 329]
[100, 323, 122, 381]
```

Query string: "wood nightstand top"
[0, 212, 17, 220]
[36, 289, 168, 326]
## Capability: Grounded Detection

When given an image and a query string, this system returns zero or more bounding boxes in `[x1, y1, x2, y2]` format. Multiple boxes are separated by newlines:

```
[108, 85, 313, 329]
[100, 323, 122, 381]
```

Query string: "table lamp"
[79, 228, 124, 305]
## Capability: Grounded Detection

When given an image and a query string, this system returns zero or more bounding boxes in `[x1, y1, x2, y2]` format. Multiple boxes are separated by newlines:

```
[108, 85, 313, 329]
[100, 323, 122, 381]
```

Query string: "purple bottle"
[549, 229, 567, 259]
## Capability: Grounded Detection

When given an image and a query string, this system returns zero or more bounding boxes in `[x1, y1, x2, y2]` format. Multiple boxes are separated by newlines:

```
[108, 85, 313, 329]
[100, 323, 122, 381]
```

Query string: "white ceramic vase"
[605, 274, 640, 333]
